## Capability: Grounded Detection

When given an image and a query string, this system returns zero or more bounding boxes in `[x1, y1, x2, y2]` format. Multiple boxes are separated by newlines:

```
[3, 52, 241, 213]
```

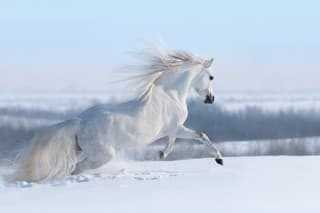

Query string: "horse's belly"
[106, 116, 162, 148]
[115, 135, 155, 148]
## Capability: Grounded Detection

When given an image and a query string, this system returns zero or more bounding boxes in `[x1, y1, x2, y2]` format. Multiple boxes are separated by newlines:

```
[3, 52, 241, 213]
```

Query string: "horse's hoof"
[215, 158, 223, 166]
[159, 151, 165, 160]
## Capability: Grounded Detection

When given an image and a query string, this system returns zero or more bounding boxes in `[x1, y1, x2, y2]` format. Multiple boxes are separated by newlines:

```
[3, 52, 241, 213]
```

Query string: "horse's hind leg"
[72, 145, 115, 175]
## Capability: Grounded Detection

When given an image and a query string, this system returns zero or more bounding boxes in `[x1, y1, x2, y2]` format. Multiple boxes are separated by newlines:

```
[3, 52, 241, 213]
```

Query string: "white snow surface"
[0, 156, 319, 213]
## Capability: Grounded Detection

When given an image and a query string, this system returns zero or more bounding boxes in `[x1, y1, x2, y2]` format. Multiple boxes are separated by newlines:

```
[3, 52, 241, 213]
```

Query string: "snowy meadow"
[0, 89, 319, 213]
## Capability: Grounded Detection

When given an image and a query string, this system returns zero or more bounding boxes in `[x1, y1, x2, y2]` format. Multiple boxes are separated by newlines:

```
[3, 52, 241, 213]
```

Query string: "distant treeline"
[120, 137, 320, 161]
[186, 101, 320, 141]
[0, 99, 320, 159]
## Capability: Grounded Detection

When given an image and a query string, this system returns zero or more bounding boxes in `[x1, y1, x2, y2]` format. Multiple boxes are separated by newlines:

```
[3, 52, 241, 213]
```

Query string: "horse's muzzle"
[204, 94, 214, 104]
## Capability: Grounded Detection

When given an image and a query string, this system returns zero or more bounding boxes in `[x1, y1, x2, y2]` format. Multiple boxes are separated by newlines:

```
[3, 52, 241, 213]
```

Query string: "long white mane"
[118, 46, 206, 98]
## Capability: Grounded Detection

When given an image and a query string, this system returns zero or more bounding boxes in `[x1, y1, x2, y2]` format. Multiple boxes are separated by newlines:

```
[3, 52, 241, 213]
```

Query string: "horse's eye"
[209, 76, 214, 80]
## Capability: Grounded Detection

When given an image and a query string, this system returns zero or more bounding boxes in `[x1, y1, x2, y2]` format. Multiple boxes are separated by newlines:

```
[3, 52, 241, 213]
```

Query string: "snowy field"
[0, 156, 319, 213]
[0, 91, 319, 212]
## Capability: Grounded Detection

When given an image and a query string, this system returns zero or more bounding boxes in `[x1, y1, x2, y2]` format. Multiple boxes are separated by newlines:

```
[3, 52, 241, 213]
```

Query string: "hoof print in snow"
[16, 181, 33, 188]
[76, 176, 89, 183]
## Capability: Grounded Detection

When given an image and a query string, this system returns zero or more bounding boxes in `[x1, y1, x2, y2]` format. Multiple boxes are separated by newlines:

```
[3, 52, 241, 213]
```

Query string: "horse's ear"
[203, 58, 214, 68]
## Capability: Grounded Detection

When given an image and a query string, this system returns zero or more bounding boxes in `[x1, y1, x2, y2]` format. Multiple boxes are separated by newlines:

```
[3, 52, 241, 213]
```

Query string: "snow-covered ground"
[1, 156, 319, 213]
[0, 91, 319, 212]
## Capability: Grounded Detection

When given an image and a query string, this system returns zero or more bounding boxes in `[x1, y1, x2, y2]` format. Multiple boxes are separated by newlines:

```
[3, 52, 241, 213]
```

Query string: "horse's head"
[192, 58, 215, 104]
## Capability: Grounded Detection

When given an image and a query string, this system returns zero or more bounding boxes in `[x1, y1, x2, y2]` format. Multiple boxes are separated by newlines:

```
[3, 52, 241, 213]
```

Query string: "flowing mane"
[120, 46, 205, 98]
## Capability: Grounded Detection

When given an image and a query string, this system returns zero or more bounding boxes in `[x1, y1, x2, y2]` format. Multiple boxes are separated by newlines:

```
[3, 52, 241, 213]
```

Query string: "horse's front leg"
[176, 125, 223, 165]
[159, 136, 175, 160]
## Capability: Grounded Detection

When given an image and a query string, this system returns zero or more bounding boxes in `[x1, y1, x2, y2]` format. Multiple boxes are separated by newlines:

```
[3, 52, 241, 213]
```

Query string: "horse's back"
[76, 97, 165, 148]
[79, 98, 144, 118]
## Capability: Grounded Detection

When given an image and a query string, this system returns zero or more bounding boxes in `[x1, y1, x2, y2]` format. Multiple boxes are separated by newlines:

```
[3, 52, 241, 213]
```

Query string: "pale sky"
[0, 0, 319, 92]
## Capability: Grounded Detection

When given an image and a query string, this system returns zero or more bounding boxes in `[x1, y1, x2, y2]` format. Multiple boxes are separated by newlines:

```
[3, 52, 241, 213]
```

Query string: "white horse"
[12, 47, 223, 182]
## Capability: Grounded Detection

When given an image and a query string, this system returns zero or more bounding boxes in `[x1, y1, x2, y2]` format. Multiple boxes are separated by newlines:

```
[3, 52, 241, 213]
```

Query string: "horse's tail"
[10, 119, 81, 183]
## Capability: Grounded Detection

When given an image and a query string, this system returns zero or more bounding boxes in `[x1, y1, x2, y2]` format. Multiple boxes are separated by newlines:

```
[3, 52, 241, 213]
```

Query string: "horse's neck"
[154, 69, 196, 105]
